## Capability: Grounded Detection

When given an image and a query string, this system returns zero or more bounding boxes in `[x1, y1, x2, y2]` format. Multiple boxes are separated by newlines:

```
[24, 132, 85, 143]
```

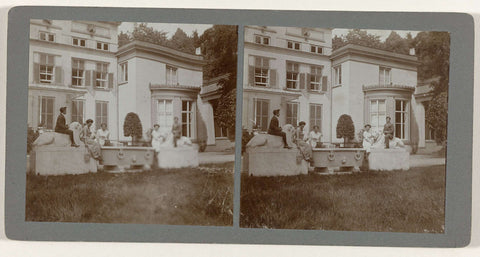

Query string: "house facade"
[28, 19, 120, 139]
[243, 26, 429, 150]
[242, 26, 333, 141]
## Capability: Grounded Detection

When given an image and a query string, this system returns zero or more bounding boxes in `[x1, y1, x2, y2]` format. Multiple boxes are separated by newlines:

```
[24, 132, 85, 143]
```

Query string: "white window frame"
[39, 96, 55, 129]
[379, 67, 392, 86]
[119, 62, 128, 83]
[71, 99, 85, 124]
[310, 104, 322, 131]
[254, 57, 269, 87]
[71, 59, 84, 87]
[334, 65, 342, 86]
[395, 99, 409, 140]
[39, 53, 54, 84]
[309, 65, 323, 91]
[286, 62, 299, 90]
[95, 101, 108, 130]
[310, 45, 323, 54]
[254, 35, 270, 45]
[96, 41, 109, 51]
[39, 31, 55, 42]
[166, 66, 178, 86]
[286, 102, 299, 126]
[287, 41, 301, 50]
[370, 99, 387, 133]
[72, 37, 86, 47]
[95, 62, 108, 88]
[182, 100, 196, 138]
[254, 98, 269, 131]
[157, 99, 173, 133]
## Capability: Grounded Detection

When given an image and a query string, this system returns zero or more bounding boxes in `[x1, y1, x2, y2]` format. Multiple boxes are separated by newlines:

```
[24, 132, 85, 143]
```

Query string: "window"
[254, 99, 269, 131]
[182, 100, 196, 138]
[309, 66, 323, 91]
[39, 31, 55, 42]
[310, 45, 323, 54]
[287, 41, 300, 50]
[395, 100, 409, 139]
[71, 100, 85, 123]
[71, 59, 84, 86]
[334, 65, 342, 86]
[254, 35, 270, 45]
[95, 62, 108, 88]
[96, 42, 109, 51]
[370, 100, 386, 133]
[72, 37, 86, 47]
[39, 53, 54, 84]
[286, 102, 299, 126]
[310, 104, 322, 131]
[379, 67, 392, 86]
[39, 96, 55, 129]
[95, 101, 108, 130]
[119, 62, 128, 83]
[286, 62, 299, 89]
[166, 66, 178, 86]
[254, 57, 269, 87]
[157, 99, 173, 133]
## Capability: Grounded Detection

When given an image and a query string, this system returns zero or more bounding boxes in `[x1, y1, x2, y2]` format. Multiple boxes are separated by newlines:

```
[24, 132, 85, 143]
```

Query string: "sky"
[118, 22, 213, 38]
[332, 28, 419, 41]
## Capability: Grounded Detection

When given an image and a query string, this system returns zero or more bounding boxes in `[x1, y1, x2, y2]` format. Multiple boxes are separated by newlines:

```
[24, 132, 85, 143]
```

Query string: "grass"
[240, 165, 445, 233]
[26, 162, 234, 226]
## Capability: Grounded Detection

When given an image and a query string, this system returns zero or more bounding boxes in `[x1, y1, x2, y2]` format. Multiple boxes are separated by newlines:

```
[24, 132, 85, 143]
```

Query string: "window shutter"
[92, 71, 97, 87]
[54, 66, 63, 85]
[270, 69, 276, 88]
[322, 76, 328, 92]
[248, 65, 254, 86]
[33, 63, 40, 84]
[306, 74, 311, 91]
[108, 73, 113, 89]
[299, 73, 305, 90]
[85, 70, 91, 87]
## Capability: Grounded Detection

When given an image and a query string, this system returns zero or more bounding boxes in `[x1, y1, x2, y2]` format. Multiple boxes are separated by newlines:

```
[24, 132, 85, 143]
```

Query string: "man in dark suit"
[55, 107, 79, 147]
[383, 116, 394, 149]
[268, 109, 291, 149]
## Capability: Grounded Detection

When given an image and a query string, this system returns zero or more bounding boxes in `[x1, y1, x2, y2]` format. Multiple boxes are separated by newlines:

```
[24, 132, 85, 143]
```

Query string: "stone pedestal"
[30, 146, 97, 175]
[369, 148, 409, 171]
[245, 148, 308, 176]
[156, 147, 199, 169]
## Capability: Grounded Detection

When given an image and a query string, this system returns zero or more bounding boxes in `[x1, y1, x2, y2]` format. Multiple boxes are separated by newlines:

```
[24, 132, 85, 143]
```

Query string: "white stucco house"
[243, 26, 433, 151]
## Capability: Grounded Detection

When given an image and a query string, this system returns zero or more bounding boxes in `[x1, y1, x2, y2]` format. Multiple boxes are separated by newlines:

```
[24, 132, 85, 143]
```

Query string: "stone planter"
[101, 146, 155, 172]
[311, 148, 365, 173]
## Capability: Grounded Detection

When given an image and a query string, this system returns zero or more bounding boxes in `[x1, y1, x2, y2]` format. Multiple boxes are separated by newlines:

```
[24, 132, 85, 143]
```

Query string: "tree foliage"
[336, 114, 355, 144]
[123, 112, 143, 143]
[332, 29, 383, 50]
[425, 91, 448, 145]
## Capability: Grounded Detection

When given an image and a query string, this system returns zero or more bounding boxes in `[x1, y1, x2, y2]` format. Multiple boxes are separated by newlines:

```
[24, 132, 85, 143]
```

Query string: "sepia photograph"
[25, 19, 238, 226]
[240, 26, 448, 233]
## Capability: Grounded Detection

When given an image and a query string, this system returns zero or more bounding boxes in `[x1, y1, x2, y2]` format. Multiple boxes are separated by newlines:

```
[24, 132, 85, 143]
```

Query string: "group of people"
[150, 116, 183, 151]
[362, 116, 395, 155]
[55, 106, 110, 160]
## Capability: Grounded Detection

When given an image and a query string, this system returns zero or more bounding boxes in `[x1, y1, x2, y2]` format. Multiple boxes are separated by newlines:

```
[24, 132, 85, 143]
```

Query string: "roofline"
[330, 44, 420, 66]
[116, 40, 206, 65]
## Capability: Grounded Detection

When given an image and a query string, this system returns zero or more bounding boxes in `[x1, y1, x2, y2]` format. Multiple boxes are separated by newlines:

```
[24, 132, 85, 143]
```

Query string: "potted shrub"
[123, 112, 143, 146]
[336, 114, 355, 148]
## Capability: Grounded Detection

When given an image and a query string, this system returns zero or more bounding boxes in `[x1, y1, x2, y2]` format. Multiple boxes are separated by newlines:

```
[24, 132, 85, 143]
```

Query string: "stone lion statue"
[246, 124, 296, 150]
[32, 121, 84, 148]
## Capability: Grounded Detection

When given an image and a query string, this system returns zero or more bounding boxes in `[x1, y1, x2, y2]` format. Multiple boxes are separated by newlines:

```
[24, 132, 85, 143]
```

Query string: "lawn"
[26, 162, 234, 226]
[240, 165, 445, 233]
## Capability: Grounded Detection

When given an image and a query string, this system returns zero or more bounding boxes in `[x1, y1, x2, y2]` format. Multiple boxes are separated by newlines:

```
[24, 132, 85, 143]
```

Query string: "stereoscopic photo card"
[4, 7, 474, 247]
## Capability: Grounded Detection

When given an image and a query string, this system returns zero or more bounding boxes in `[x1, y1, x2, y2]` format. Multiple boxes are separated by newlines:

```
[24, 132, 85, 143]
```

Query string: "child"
[172, 117, 182, 147]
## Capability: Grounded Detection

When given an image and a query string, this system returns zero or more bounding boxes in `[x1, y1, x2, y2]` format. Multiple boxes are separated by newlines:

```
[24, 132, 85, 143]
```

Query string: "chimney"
[409, 48, 416, 56]
[195, 47, 202, 55]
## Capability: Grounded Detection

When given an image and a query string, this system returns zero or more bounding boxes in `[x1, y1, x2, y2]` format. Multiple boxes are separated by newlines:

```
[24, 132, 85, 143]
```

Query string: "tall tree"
[129, 23, 169, 46]
[168, 28, 196, 54]
[118, 31, 131, 47]
[384, 31, 410, 54]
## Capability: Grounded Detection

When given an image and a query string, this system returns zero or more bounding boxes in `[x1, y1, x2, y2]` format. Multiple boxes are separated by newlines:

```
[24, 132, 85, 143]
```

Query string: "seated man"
[268, 109, 291, 149]
[54, 107, 79, 147]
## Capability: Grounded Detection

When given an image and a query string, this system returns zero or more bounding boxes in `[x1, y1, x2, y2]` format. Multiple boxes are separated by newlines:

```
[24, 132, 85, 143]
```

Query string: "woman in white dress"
[96, 123, 110, 146]
[307, 125, 323, 148]
[151, 124, 164, 152]
[362, 124, 375, 154]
